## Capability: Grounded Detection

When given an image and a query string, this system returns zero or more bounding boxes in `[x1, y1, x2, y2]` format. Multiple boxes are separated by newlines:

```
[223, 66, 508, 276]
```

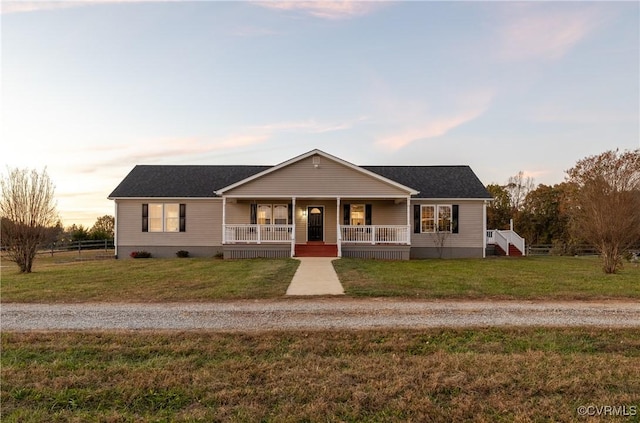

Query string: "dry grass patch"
[334, 256, 640, 299]
[2, 328, 639, 422]
[1, 256, 299, 302]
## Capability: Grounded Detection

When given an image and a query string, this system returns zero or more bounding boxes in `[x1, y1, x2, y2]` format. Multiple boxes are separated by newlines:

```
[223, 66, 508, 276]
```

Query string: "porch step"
[295, 244, 338, 258]
[495, 244, 523, 257]
[509, 244, 523, 256]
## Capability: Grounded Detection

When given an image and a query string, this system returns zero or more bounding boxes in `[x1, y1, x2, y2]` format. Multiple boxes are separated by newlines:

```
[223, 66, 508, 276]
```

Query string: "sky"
[2, 0, 639, 228]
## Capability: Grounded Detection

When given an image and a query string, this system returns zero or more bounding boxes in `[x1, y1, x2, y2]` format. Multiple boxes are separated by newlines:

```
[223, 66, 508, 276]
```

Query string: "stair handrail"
[508, 230, 526, 256]
[493, 230, 510, 256]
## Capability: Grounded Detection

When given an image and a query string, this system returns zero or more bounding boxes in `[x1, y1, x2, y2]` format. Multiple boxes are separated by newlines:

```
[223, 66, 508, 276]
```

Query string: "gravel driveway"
[2, 299, 639, 331]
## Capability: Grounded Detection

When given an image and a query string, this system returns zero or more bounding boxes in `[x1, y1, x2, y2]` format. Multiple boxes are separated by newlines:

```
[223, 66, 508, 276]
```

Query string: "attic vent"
[312, 156, 320, 168]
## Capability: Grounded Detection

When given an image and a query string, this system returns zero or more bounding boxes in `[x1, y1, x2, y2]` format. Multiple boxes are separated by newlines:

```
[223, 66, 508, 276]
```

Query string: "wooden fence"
[40, 239, 115, 257]
[527, 244, 599, 256]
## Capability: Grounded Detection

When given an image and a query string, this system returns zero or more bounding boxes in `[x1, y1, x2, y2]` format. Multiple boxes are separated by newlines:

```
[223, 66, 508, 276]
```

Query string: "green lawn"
[2, 328, 639, 422]
[2, 254, 639, 302]
[1, 255, 299, 302]
[333, 256, 640, 300]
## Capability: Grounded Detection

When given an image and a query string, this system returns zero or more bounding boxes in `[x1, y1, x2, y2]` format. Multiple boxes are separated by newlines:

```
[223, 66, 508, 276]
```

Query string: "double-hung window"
[164, 204, 180, 232]
[421, 205, 435, 232]
[143, 203, 185, 232]
[421, 205, 452, 233]
[257, 205, 272, 225]
[257, 204, 288, 225]
[148, 204, 164, 232]
[350, 204, 365, 226]
[437, 205, 452, 232]
[273, 205, 288, 225]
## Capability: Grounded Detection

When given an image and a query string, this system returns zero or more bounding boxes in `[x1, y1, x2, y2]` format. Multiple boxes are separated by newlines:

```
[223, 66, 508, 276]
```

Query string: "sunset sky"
[2, 0, 638, 227]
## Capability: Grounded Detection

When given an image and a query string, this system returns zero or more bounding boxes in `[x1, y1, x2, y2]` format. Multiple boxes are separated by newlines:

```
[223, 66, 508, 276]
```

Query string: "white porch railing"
[486, 229, 526, 256]
[341, 225, 410, 244]
[224, 224, 293, 243]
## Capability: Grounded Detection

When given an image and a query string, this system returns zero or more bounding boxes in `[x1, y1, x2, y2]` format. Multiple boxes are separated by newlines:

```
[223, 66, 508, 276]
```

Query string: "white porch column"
[406, 196, 412, 245]
[336, 197, 342, 257]
[291, 197, 296, 258]
[222, 196, 226, 244]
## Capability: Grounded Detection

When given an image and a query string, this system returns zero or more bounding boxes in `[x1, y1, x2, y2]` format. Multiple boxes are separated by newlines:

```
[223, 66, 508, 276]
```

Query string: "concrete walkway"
[286, 257, 345, 296]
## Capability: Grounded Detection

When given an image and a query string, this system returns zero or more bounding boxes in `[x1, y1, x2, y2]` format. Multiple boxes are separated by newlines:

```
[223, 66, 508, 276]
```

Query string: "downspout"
[114, 200, 118, 259]
[482, 200, 487, 258]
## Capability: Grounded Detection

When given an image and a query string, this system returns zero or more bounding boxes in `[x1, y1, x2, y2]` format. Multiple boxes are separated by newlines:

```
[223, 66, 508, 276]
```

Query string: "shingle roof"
[363, 166, 492, 199]
[108, 165, 270, 198]
[109, 164, 491, 199]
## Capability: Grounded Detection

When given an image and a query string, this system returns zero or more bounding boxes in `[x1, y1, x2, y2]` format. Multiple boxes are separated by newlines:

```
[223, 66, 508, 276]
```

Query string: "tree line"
[2, 149, 639, 273]
[2, 215, 114, 246]
[487, 149, 640, 273]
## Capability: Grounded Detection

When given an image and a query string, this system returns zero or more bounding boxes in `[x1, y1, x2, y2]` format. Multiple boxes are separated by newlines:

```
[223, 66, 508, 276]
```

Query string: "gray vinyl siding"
[225, 155, 412, 197]
[410, 200, 484, 248]
[116, 199, 222, 248]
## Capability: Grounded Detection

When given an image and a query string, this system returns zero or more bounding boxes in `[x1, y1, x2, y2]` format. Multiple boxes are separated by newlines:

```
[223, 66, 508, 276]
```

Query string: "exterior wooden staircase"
[295, 242, 338, 257]
[494, 243, 524, 257]
[487, 229, 526, 257]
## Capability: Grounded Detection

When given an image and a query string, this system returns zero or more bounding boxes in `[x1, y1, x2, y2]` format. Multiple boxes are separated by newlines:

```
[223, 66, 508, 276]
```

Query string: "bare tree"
[431, 207, 452, 258]
[566, 149, 640, 274]
[505, 171, 535, 212]
[0, 168, 58, 273]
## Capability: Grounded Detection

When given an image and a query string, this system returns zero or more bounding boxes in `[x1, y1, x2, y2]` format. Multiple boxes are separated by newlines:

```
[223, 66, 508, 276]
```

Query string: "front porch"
[222, 223, 411, 259]
[221, 196, 412, 259]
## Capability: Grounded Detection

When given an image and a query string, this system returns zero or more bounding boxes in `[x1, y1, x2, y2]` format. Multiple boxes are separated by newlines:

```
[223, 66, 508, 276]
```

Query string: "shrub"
[176, 250, 189, 258]
[130, 251, 151, 258]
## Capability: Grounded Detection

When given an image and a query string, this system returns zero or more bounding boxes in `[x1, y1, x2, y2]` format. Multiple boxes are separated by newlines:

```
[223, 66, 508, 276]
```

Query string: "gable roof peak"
[214, 148, 419, 195]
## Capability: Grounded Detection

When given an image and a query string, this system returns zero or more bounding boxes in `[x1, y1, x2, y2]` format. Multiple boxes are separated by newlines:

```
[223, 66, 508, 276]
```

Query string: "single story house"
[108, 149, 498, 260]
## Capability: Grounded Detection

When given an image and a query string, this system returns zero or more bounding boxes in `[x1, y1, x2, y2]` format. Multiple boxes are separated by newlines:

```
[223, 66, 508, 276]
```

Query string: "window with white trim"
[421, 204, 452, 233]
[257, 205, 272, 225]
[350, 204, 365, 226]
[273, 204, 288, 225]
[165, 204, 180, 232]
[421, 205, 435, 233]
[148, 203, 181, 232]
[258, 204, 288, 225]
[149, 204, 164, 232]
[437, 205, 452, 232]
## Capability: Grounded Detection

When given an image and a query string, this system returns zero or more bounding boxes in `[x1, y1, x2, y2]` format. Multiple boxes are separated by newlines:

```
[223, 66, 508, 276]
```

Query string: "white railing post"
[406, 197, 411, 246]
[371, 225, 375, 244]
[291, 197, 296, 258]
[336, 197, 342, 257]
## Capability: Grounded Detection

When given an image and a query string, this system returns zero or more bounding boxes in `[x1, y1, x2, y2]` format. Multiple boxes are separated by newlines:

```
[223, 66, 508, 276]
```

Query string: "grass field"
[334, 256, 640, 300]
[2, 328, 639, 422]
[1, 254, 299, 302]
[2, 254, 639, 302]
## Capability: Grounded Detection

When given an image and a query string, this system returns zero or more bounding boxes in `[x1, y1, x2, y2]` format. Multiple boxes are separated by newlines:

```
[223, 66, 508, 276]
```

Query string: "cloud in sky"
[1, 0, 174, 14]
[254, 0, 386, 20]
[496, 3, 608, 61]
[1, 1, 84, 14]
[375, 91, 494, 152]
[84, 117, 359, 168]
[375, 109, 486, 152]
